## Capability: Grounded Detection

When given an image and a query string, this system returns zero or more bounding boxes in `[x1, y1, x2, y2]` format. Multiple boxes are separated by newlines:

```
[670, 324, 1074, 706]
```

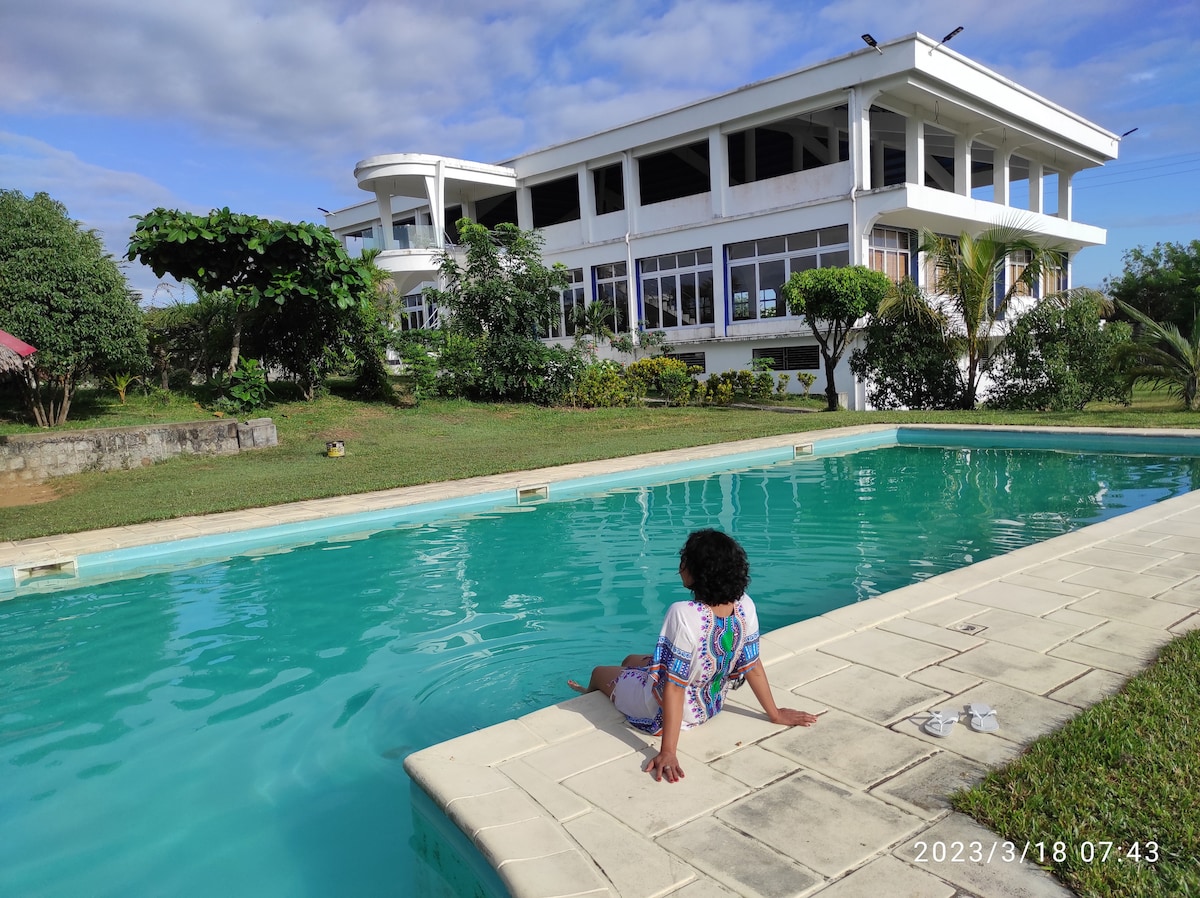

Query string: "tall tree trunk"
[227, 311, 245, 373]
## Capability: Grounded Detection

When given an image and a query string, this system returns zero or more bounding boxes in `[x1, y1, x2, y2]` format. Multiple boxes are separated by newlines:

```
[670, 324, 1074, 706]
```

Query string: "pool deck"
[5, 423, 1200, 898]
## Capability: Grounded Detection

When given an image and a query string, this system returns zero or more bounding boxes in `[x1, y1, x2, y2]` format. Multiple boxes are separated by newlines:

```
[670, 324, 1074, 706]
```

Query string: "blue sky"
[3, 0, 1199, 301]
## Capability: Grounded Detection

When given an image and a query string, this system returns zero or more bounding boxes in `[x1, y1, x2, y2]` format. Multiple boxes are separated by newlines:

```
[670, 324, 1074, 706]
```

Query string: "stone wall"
[0, 418, 278, 484]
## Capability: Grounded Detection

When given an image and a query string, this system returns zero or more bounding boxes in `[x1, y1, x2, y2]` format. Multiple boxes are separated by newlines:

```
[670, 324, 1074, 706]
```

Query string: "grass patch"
[953, 630, 1200, 897]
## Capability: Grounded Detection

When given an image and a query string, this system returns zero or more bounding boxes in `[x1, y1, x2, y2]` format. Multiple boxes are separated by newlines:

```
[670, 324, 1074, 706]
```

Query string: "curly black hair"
[678, 529, 750, 606]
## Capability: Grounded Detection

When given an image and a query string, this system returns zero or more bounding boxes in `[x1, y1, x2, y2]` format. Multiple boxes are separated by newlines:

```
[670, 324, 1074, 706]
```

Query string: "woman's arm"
[645, 681, 686, 783]
[744, 663, 820, 727]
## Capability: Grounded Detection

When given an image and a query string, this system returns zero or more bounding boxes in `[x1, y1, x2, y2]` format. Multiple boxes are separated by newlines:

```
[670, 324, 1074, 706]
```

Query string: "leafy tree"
[920, 226, 1060, 409]
[850, 278, 960, 409]
[987, 290, 1131, 411]
[1104, 240, 1200, 334]
[1113, 300, 1200, 410]
[782, 265, 892, 410]
[572, 300, 616, 355]
[0, 190, 149, 426]
[143, 286, 236, 386]
[425, 219, 570, 402]
[127, 207, 376, 377]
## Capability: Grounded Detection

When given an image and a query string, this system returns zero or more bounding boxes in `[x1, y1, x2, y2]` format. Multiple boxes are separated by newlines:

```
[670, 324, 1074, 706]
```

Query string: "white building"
[325, 32, 1119, 408]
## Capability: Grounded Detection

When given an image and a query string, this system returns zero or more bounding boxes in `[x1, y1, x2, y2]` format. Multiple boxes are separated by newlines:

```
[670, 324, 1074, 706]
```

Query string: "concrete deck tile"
[717, 772, 924, 879]
[564, 811, 697, 898]
[941, 642, 1089, 694]
[521, 695, 617, 744]
[876, 617, 984, 653]
[905, 598, 990, 628]
[953, 580, 1077, 617]
[402, 755, 514, 807]
[1071, 619, 1176, 661]
[1063, 565, 1183, 597]
[498, 758, 593, 823]
[815, 629, 958, 676]
[415, 718, 544, 766]
[657, 817, 823, 898]
[761, 709, 932, 790]
[760, 650, 849, 690]
[905, 664, 982, 694]
[1152, 533, 1200, 555]
[1062, 545, 1177, 571]
[446, 787, 547, 834]
[1141, 519, 1200, 540]
[709, 744, 803, 789]
[814, 855, 955, 898]
[961, 607, 1088, 652]
[1041, 607, 1107, 631]
[672, 879, 740, 897]
[897, 711, 1024, 766]
[498, 849, 613, 898]
[562, 749, 750, 839]
[869, 752, 989, 820]
[1068, 590, 1197, 629]
[792, 665, 946, 724]
[893, 814, 1076, 897]
[1172, 612, 1200, 633]
[941, 682, 1077, 746]
[1004, 558, 1093, 583]
[995, 571, 1097, 598]
[819, 600, 906, 631]
[1046, 668, 1128, 708]
[474, 815, 579, 867]
[1047, 640, 1151, 677]
[521, 724, 651, 783]
[1152, 577, 1200, 600]
[677, 699, 793, 763]
[873, 579, 958, 612]
[1106, 530, 1173, 549]
[759, 616, 853, 655]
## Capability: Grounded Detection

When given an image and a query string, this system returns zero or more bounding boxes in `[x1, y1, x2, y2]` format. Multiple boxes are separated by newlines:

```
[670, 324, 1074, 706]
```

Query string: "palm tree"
[920, 225, 1061, 409]
[1113, 300, 1200, 410]
[572, 300, 616, 355]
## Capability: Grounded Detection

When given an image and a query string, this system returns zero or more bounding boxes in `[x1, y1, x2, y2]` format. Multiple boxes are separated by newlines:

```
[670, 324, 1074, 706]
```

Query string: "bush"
[571, 360, 634, 407]
[625, 357, 696, 405]
[434, 332, 482, 398]
[988, 297, 1132, 411]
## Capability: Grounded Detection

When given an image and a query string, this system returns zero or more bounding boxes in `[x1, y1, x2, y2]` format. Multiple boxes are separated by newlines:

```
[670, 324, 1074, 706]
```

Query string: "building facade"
[325, 33, 1119, 408]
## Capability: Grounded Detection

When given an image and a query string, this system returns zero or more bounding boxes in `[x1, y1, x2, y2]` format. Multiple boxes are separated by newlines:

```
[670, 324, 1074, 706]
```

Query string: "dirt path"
[0, 482, 59, 507]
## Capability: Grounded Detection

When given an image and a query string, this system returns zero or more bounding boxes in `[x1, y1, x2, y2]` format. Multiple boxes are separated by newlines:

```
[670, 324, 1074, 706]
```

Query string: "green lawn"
[3, 385, 1200, 896]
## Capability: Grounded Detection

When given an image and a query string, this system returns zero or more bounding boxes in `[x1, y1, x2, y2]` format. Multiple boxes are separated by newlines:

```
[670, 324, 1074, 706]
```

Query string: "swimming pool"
[3, 427, 1199, 896]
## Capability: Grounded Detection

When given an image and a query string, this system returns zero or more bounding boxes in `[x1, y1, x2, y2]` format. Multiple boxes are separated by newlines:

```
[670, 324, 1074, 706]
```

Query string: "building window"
[727, 104, 849, 185]
[476, 191, 518, 229]
[1007, 248, 1036, 297]
[594, 262, 630, 333]
[752, 346, 820, 371]
[593, 163, 625, 215]
[668, 351, 706, 372]
[640, 249, 714, 330]
[398, 292, 431, 331]
[531, 175, 581, 228]
[546, 269, 585, 339]
[728, 225, 849, 321]
[639, 140, 710, 206]
[869, 227, 912, 283]
[1042, 251, 1069, 296]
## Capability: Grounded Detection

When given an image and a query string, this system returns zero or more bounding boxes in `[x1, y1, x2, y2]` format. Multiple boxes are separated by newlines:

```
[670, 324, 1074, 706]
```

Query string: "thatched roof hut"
[0, 329, 36, 378]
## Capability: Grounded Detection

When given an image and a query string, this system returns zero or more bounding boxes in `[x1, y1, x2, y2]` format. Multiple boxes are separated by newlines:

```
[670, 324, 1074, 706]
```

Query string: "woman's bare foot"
[567, 679, 587, 694]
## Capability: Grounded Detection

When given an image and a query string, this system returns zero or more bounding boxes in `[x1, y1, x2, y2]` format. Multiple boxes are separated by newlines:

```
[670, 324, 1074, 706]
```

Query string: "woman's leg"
[568, 655, 649, 696]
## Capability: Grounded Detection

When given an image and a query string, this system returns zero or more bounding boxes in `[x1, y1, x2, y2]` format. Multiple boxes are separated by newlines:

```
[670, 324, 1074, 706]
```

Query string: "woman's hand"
[769, 707, 820, 727]
[645, 749, 685, 783]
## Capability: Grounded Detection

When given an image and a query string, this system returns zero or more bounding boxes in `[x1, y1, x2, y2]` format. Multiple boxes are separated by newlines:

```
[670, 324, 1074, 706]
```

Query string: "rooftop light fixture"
[317, 207, 332, 214]
[861, 33, 883, 54]
[1121, 127, 1139, 138]
[929, 26, 964, 53]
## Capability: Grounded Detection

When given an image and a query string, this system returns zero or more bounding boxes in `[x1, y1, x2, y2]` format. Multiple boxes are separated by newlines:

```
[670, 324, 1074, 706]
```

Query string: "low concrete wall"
[0, 418, 278, 484]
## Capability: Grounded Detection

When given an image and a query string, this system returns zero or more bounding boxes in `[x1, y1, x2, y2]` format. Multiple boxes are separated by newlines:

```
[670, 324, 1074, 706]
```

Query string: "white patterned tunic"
[611, 595, 761, 734]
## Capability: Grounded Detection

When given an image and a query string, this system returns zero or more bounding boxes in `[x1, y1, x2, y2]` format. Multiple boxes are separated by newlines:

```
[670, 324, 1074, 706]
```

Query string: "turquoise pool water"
[3, 436, 1199, 896]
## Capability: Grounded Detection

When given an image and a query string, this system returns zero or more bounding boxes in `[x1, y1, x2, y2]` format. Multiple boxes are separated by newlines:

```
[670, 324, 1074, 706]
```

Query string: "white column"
[994, 147, 1010, 207]
[1059, 172, 1073, 220]
[709, 126, 728, 219]
[849, 88, 872, 191]
[623, 150, 639, 235]
[906, 113, 925, 186]
[580, 163, 596, 244]
[424, 159, 446, 249]
[955, 136, 973, 197]
[373, 189, 394, 250]
[1028, 159, 1043, 214]
[516, 186, 534, 231]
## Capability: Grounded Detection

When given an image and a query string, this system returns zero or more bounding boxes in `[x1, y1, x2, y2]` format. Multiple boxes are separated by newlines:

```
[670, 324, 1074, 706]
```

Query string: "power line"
[1075, 164, 1200, 190]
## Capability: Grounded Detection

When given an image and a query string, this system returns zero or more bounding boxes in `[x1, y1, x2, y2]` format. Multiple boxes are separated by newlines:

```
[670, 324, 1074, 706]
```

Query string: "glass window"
[869, 227, 911, 284]
[595, 263, 630, 333]
[731, 264, 756, 321]
[758, 259, 786, 318]
[593, 163, 625, 215]
[724, 225, 849, 321]
[637, 249, 714, 329]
